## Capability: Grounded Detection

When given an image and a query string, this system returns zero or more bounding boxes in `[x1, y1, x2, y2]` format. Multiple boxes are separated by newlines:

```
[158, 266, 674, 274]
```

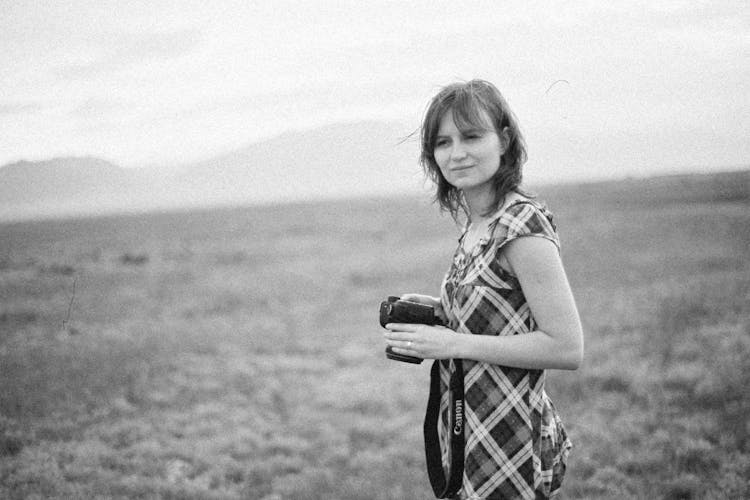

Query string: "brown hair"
[420, 79, 528, 219]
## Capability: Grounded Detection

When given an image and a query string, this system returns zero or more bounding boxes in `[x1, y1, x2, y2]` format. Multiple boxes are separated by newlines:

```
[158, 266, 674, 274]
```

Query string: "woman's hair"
[420, 79, 528, 220]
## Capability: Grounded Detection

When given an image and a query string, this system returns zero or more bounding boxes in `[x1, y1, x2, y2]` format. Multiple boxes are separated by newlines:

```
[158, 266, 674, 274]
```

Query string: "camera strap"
[424, 359, 464, 498]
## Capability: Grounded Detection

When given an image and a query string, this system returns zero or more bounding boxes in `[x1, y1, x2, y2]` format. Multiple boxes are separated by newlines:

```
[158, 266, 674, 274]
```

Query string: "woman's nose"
[451, 142, 468, 161]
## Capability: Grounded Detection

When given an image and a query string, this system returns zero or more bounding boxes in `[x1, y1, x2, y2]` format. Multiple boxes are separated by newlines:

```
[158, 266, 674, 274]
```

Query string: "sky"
[1, 0, 748, 186]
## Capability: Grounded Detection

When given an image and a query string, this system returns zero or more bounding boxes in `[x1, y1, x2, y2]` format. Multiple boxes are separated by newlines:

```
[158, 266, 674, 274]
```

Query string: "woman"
[383, 80, 583, 499]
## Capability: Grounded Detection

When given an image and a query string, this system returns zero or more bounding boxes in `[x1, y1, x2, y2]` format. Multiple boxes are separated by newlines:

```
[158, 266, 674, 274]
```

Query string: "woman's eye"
[435, 139, 449, 148]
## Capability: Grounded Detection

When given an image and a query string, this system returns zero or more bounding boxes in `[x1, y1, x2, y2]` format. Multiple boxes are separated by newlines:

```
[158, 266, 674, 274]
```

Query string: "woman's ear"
[499, 127, 511, 153]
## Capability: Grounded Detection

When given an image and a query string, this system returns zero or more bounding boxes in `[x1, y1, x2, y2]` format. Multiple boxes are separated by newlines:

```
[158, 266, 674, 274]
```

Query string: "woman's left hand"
[383, 323, 459, 360]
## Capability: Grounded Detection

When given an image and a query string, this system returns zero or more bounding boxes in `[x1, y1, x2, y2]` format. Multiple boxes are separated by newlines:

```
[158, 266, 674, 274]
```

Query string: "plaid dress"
[438, 199, 572, 499]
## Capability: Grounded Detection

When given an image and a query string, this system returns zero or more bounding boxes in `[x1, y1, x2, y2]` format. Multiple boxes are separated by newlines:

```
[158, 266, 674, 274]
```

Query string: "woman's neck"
[464, 185, 496, 222]
[464, 188, 520, 223]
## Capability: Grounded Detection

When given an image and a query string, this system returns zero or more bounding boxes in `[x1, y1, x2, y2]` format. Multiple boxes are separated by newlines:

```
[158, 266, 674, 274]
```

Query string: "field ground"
[1, 170, 749, 499]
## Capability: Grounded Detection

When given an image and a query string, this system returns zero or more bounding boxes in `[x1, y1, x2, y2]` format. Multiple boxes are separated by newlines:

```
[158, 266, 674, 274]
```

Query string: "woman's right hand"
[400, 293, 447, 324]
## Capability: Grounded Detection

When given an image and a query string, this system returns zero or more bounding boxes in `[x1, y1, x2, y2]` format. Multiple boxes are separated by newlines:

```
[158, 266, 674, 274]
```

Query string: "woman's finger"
[385, 323, 419, 332]
[400, 293, 425, 303]
[390, 344, 418, 354]
[383, 330, 413, 342]
[387, 339, 415, 349]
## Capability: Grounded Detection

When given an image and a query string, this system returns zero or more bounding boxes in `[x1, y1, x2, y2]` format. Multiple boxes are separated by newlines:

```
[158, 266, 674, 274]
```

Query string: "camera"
[379, 296, 441, 364]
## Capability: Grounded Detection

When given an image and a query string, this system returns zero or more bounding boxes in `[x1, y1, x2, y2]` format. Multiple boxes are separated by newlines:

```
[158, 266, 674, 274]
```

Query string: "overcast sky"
[1, 0, 748, 184]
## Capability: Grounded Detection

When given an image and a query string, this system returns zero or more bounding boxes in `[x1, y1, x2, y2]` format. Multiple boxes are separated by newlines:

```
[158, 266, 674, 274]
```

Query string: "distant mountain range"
[2, 120, 748, 222]
[0, 157, 135, 204]
[0, 121, 423, 221]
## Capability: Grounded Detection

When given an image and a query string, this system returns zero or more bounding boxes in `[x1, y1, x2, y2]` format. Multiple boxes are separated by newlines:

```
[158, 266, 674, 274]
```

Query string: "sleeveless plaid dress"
[438, 199, 572, 499]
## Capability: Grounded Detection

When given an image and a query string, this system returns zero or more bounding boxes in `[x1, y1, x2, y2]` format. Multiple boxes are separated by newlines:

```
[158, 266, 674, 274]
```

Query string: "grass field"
[1, 170, 748, 499]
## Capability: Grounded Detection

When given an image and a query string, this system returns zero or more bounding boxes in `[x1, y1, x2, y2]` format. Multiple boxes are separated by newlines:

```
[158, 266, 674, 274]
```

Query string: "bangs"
[424, 84, 499, 150]
[450, 88, 497, 133]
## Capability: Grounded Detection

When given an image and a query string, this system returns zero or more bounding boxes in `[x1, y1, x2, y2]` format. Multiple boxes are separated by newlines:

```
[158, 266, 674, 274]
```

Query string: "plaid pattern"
[439, 200, 572, 499]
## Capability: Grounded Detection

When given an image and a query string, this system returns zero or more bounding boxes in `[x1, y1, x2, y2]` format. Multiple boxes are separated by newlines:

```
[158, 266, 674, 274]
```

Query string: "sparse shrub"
[676, 439, 720, 475]
[44, 263, 76, 275]
[597, 374, 631, 393]
[655, 294, 712, 366]
[242, 462, 275, 498]
[214, 251, 248, 266]
[0, 328, 170, 420]
[99, 423, 148, 450]
[269, 466, 336, 500]
[204, 293, 245, 316]
[716, 452, 750, 499]
[616, 446, 664, 477]
[692, 328, 750, 449]
[583, 466, 636, 498]
[0, 448, 70, 498]
[0, 256, 37, 271]
[0, 433, 23, 457]
[662, 473, 704, 500]
[347, 271, 368, 287]
[33, 419, 82, 442]
[223, 464, 245, 484]
[78, 248, 101, 263]
[119, 252, 149, 265]
[0, 310, 37, 328]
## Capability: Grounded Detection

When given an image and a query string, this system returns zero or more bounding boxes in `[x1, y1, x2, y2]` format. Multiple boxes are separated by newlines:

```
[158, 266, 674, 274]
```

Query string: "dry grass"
[1, 170, 749, 499]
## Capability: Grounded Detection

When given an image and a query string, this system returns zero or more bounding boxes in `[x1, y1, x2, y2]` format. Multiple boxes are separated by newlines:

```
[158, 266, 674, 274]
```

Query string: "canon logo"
[453, 400, 464, 435]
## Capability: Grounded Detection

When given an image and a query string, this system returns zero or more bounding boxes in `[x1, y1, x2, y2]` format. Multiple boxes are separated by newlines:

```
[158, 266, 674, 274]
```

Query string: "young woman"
[383, 80, 583, 499]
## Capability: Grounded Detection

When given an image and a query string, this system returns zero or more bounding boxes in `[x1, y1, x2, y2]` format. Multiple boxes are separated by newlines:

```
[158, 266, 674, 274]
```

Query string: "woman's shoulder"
[491, 193, 553, 224]
[490, 194, 558, 247]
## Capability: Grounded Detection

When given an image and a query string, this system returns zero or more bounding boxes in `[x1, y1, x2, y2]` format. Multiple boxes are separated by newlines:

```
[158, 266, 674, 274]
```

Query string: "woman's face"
[433, 108, 504, 196]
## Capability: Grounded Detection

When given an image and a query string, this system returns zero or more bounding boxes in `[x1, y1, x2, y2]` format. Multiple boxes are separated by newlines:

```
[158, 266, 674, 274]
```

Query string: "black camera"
[379, 296, 441, 364]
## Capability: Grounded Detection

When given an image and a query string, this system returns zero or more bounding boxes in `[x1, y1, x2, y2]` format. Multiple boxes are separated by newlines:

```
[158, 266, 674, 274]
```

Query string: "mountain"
[0, 121, 423, 221]
[178, 120, 421, 204]
[0, 157, 136, 204]
[0, 157, 159, 220]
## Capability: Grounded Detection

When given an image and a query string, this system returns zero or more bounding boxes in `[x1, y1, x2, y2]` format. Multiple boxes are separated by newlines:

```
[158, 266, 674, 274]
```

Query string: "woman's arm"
[384, 237, 583, 370]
